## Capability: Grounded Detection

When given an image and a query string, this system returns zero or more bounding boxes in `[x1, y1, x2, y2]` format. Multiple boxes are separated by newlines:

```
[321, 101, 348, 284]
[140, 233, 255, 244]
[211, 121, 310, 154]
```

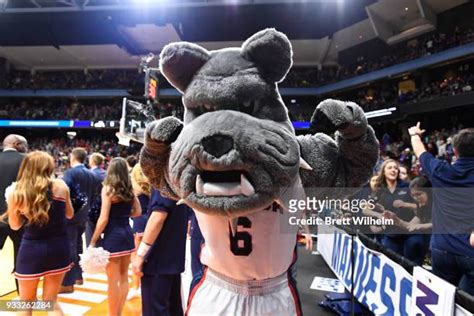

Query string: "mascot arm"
[298, 99, 379, 190]
[140, 116, 183, 200]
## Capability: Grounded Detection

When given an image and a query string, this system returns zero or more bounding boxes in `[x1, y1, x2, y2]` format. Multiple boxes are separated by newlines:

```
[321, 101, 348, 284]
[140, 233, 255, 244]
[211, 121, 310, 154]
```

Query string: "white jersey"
[195, 203, 300, 281]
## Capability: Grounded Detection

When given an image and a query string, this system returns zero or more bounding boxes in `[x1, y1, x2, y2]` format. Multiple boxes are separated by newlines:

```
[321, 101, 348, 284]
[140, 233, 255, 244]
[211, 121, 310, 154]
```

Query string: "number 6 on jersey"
[229, 217, 252, 256]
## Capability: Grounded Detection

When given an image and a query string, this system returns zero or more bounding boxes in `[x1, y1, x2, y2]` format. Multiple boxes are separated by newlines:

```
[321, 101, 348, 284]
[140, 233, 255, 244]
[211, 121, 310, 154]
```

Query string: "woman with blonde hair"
[90, 157, 141, 316]
[127, 163, 152, 299]
[6, 151, 74, 316]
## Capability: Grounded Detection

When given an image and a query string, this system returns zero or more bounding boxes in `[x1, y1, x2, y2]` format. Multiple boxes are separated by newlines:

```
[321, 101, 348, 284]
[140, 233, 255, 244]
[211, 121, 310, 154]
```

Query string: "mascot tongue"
[197, 174, 255, 197]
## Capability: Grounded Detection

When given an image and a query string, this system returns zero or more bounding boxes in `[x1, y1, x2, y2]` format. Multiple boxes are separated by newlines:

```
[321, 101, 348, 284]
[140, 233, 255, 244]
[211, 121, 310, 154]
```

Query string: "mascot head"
[142, 28, 378, 223]
[156, 28, 306, 217]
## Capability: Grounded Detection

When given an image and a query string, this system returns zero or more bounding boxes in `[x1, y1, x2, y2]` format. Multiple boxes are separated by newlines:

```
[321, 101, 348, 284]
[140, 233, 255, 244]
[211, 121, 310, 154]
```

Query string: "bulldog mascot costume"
[140, 28, 378, 315]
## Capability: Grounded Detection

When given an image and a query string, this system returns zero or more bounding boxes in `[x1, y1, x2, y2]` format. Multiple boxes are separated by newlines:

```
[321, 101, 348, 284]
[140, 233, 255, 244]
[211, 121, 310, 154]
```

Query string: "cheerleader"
[90, 157, 141, 316]
[6, 151, 74, 316]
[128, 164, 151, 299]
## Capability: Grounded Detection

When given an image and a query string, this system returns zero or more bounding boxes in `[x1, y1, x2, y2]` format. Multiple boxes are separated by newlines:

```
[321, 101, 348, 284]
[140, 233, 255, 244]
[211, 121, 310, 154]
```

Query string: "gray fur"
[168, 110, 300, 216]
[241, 28, 293, 83]
[160, 42, 211, 93]
[299, 99, 379, 198]
[182, 48, 289, 125]
[140, 29, 379, 217]
[140, 117, 183, 200]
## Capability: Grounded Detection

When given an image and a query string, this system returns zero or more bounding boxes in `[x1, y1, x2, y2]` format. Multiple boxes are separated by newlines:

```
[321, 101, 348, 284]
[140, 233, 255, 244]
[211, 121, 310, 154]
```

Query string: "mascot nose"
[202, 134, 234, 158]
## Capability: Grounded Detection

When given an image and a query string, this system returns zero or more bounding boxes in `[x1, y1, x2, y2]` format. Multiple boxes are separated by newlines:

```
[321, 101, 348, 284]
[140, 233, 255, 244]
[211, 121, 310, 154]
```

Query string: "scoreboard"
[145, 70, 159, 102]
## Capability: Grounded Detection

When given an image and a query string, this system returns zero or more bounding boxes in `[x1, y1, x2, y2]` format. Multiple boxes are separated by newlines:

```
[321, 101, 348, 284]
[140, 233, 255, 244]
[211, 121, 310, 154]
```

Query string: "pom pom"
[79, 247, 110, 274]
[4, 182, 17, 204]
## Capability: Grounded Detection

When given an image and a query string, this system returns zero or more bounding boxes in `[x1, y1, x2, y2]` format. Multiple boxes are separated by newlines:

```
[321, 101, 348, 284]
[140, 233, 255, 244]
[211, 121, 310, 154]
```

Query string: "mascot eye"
[240, 100, 256, 115]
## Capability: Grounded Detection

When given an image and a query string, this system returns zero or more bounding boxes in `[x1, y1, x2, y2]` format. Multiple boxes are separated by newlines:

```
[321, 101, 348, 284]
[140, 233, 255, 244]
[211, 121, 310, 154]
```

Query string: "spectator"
[89, 153, 106, 181]
[383, 176, 432, 265]
[360, 176, 385, 241]
[437, 136, 447, 159]
[370, 160, 417, 259]
[398, 164, 411, 182]
[399, 149, 413, 171]
[409, 123, 474, 294]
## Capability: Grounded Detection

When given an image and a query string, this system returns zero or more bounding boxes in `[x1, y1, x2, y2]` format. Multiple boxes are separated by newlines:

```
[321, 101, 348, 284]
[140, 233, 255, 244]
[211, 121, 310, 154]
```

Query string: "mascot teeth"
[196, 174, 205, 195]
[240, 174, 255, 196]
[203, 182, 241, 196]
[299, 157, 313, 170]
[196, 173, 255, 197]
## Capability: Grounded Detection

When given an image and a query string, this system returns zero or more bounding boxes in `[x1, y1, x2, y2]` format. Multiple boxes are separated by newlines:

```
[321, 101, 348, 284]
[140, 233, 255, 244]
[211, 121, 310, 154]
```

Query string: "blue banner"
[317, 225, 469, 315]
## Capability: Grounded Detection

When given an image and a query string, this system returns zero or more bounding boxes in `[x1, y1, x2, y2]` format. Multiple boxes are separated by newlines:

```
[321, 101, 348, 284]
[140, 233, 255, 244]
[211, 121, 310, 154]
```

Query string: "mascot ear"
[159, 42, 211, 93]
[241, 28, 293, 83]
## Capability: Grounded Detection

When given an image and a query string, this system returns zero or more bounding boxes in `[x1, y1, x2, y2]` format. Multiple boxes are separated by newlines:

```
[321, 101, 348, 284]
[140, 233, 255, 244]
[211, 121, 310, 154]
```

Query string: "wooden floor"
[0, 271, 142, 316]
[0, 238, 16, 296]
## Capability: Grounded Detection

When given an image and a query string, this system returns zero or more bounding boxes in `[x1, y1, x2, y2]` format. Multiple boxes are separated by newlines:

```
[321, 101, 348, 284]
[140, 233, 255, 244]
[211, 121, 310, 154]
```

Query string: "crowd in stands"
[0, 61, 471, 122]
[378, 124, 462, 176]
[0, 98, 183, 121]
[1, 69, 143, 90]
[346, 64, 474, 112]
[282, 25, 474, 87]
[1, 62, 471, 122]
[27, 136, 141, 175]
[288, 61, 474, 121]
[1, 25, 473, 91]
[0, 99, 122, 121]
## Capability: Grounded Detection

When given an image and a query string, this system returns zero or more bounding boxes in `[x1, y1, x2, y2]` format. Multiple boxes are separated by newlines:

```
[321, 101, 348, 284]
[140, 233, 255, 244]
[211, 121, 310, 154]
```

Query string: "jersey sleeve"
[149, 189, 176, 214]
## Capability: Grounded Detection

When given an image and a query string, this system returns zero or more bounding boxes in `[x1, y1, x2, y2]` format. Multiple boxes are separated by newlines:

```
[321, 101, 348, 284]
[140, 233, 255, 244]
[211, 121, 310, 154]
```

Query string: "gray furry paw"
[145, 117, 183, 146]
[310, 99, 367, 139]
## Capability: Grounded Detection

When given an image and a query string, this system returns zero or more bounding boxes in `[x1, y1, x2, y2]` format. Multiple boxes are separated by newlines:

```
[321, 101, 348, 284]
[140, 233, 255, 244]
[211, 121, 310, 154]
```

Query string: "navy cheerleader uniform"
[15, 193, 72, 280]
[131, 194, 149, 236]
[102, 201, 135, 258]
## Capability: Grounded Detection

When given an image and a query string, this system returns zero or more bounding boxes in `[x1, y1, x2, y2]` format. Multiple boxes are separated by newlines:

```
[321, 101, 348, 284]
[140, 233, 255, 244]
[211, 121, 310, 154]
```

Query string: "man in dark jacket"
[85, 152, 106, 246]
[61, 147, 100, 293]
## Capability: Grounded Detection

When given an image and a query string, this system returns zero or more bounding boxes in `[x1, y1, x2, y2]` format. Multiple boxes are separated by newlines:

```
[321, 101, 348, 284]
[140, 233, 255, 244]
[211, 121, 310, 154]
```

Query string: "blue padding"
[292, 121, 311, 129]
[0, 120, 75, 128]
